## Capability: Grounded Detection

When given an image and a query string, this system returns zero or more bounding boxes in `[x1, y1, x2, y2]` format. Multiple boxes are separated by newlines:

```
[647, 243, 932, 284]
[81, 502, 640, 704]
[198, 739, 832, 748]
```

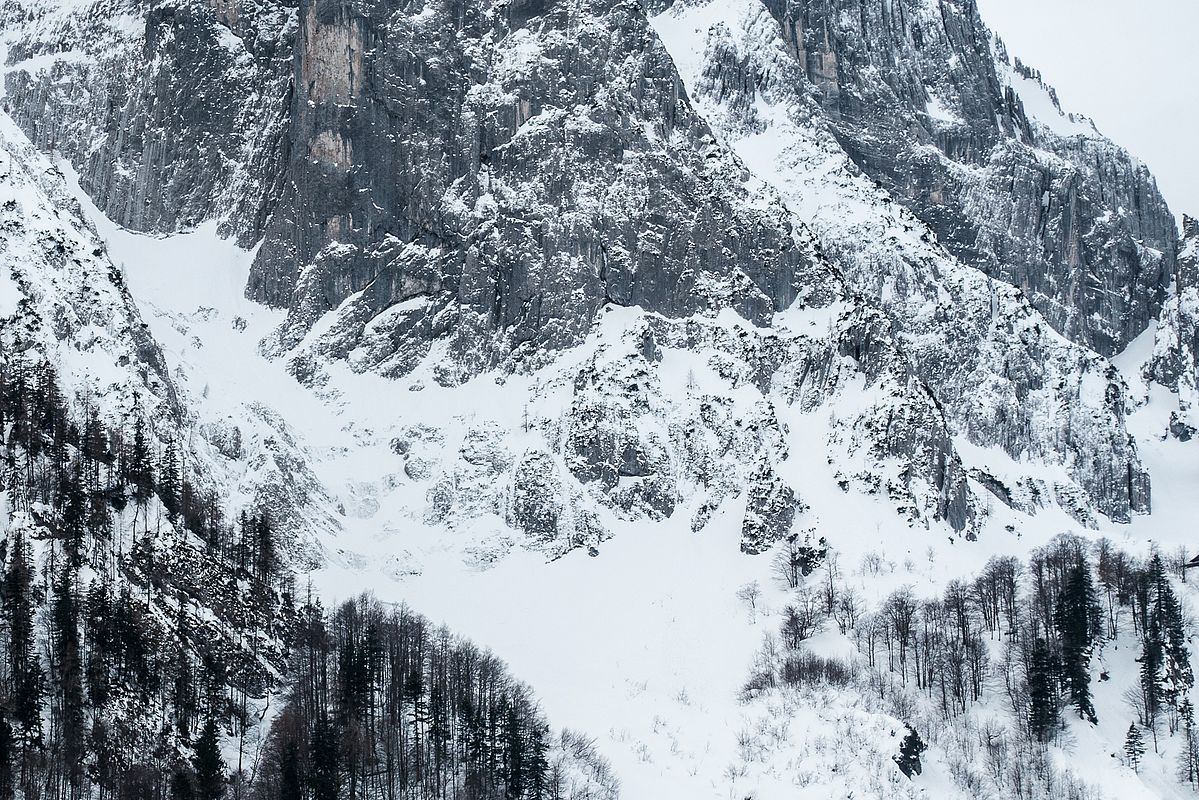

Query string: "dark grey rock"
[741, 455, 799, 554]
[751, 0, 1177, 358]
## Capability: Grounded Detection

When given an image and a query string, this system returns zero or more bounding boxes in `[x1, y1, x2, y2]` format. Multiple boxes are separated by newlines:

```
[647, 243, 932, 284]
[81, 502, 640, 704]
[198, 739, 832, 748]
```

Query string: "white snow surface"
[3, 7, 1199, 799]
[62, 141, 1199, 800]
[995, 56, 1100, 141]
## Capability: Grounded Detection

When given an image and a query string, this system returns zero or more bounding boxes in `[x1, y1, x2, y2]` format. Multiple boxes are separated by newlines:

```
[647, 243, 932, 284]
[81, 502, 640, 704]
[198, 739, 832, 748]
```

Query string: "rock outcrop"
[1150, 216, 1199, 438]
[750, 0, 1177, 358]
[2, 0, 1179, 545]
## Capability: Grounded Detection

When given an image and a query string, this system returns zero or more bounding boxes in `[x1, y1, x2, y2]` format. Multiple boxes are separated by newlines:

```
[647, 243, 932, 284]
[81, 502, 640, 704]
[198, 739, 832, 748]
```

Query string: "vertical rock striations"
[754, 0, 1177, 358]
[3, 0, 1183, 541]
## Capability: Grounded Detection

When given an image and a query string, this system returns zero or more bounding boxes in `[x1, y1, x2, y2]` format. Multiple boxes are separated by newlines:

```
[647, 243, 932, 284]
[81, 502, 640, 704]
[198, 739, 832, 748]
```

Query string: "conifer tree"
[1149, 554, 1193, 706]
[894, 724, 927, 778]
[1141, 605, 1166, 746]
[1027, 637, 1059, 743]
[503, 702, 525, 800]
[159, 438, 181, 520]
[1125, 723, 1146, 772]
[193, 717, 226, 800]
[255, 515, 276, 584]
[125, 413, 154, 504]
[527, 722, 550, 799]
[59, 460, 87, 568]
[1055, 557, 1098, 722]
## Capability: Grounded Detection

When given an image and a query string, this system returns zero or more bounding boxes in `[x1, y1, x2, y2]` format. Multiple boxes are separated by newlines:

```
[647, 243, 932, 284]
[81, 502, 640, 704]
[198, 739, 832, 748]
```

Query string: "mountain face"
[1, 0, 1168, 537]
[649, 0, 1154, 527]
[2, 0, 1199, 798]
[5, 0, 1176, 361]
[746, 0, 1177, 359]
[1152, 216, 1199, 438]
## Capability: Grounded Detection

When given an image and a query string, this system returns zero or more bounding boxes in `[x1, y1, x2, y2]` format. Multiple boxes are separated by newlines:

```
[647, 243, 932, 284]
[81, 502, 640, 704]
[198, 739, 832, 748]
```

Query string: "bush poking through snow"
[780, 653, 854, 688]
[893, 724, 927, 778]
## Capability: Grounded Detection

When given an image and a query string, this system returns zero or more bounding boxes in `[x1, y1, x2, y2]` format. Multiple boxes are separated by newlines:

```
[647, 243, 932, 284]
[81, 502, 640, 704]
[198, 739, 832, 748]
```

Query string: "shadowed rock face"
[1, 0, 1176, 540]
[250, 0, 833, 380]
[753, 0, 1177, 358]
[2, 0, 294, 238]
[1151, 217, 1199, 439]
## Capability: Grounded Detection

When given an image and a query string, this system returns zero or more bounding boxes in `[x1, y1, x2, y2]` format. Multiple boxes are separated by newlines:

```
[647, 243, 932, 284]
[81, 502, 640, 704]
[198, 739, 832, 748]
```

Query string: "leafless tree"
[781, 586, 824, 648]
[737, 581, 763, 621]
[833, 587, 861, 634]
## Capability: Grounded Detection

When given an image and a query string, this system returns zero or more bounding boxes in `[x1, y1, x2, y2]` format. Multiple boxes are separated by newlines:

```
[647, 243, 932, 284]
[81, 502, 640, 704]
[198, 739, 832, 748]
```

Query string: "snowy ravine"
[56, 106, 1199, 800]
[3, 0, 1199, 798]
[77, 188, 1199, 800]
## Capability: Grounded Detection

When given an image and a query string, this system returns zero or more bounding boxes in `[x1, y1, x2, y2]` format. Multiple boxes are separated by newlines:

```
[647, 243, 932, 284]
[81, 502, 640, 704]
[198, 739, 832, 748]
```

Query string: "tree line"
[0, 352, 615, 800]
[748, 532, 1198, 793]
[251, 595, 618, 800]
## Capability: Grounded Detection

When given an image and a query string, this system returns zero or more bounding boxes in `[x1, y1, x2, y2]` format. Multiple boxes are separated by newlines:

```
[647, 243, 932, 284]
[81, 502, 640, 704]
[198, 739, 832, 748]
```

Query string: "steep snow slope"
[6, 1, 1199, 798]
[73, 134, 1199, 800]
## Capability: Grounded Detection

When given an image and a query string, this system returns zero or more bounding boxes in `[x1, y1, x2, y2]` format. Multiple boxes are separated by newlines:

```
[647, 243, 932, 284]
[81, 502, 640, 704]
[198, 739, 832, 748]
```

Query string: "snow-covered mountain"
[1, 0, 1198, 797]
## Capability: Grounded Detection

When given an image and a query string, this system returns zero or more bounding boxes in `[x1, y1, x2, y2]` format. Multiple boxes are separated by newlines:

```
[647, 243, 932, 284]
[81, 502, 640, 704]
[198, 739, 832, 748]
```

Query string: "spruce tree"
[1141, 611, 1165, 745]
[894, 724, 927, 778]
[255, 515, 276, 584]
[1125, 723, 1146, 772]
[125, 413, 154, 503]
[59, 460, 87, 568]
[1150, 554, 1193, 706]
[159, 438, 181, 520]
[193, 717, 226, 800]
[503, 703, 525, 800]
[1027, 637, 1059, 743]
[1055, 557, 1098, 722]
[527, 722, 550, 799]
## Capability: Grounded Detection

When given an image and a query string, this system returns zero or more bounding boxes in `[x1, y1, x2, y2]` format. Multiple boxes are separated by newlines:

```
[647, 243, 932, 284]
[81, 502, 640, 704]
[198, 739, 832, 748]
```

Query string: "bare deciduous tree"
[736, 581, 763, 622]
[781, 587, 825, 648]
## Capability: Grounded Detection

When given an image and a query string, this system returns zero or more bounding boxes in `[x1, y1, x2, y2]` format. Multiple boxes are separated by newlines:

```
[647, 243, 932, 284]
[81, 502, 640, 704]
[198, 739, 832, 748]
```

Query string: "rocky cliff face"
[1, 0, 1182, 548]
[0, 109, 177, 421]
[650, 0, 1149, 524]
[1, 0, 292, 237]
[253, 0, 840, 384]
[1150, 217, 1199, 439]
[747, 0, 1177, 359]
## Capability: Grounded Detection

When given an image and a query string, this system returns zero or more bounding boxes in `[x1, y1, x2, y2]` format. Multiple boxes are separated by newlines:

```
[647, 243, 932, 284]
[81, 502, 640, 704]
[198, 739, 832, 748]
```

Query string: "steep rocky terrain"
[737, 0, 1177, 358]
[1, 0, 1172, 541]
[1151, 216, 1199, 438]
[2, 0, 1199, 797]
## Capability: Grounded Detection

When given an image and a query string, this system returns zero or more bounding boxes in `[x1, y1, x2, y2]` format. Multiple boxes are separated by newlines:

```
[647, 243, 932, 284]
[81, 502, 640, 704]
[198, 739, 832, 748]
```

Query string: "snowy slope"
[5, 1, 1199, 799]
[63, 116, 1199, 800]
